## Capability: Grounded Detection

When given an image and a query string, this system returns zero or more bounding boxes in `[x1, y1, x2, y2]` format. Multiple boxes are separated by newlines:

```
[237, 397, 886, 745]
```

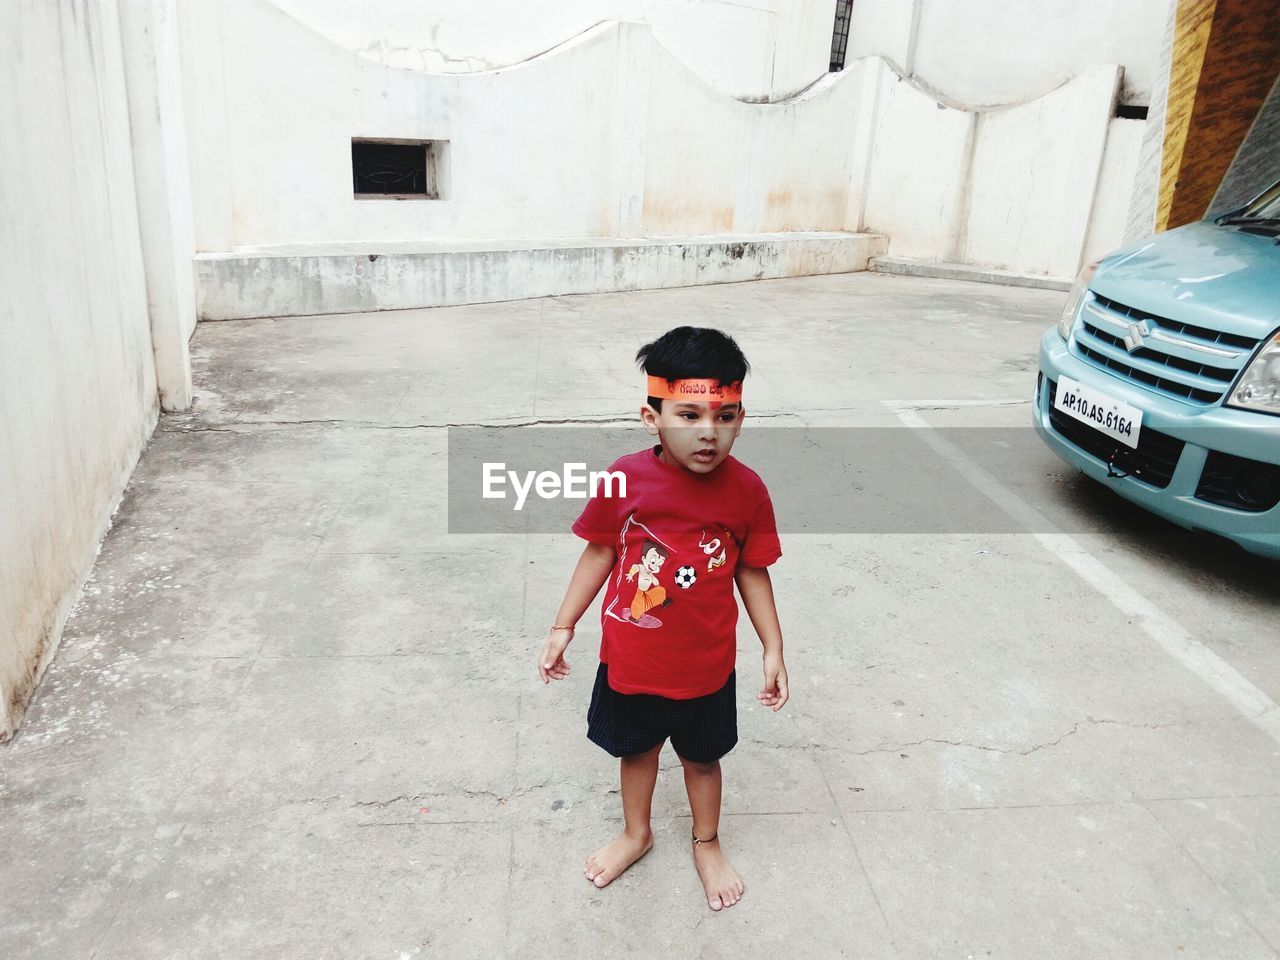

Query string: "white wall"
[119, 0, 198, 411]
[185, 6, 625, 247]
[962, 65, 1119, 275]
[0, 0, 160, 738]
[1085, 117, 1146, 265]
[846, 0, 919, 72]
[860, 67, 974, 261]
[264, 0, 837, 102]
[768, 0, 840, 99]
[177, 0, 1165, 283]
[643, 39, 865, 235]
[179, 3, 871, 252]
[857, 60, 1133, 279]
[851, 0, 1173, 107]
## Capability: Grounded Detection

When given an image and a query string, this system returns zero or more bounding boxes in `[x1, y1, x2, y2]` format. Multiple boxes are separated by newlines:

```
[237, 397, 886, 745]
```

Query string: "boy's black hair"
[635, 326, 750, 411]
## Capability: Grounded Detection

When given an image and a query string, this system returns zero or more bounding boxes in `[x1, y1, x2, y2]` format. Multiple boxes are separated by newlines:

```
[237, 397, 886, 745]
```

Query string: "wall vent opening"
[352, 138, 449, 199]
[1115, 104, 1149, 120]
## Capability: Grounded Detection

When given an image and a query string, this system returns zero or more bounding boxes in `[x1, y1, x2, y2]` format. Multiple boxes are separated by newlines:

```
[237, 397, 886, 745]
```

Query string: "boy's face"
[640, 400, 745, 475]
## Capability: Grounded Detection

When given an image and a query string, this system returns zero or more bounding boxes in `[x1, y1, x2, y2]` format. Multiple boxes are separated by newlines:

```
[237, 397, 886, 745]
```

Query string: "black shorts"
[586, 662, 738, 763]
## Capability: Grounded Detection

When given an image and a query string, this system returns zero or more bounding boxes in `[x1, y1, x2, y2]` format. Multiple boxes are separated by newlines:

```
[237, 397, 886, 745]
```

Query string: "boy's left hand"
[758, 652, 789, 712]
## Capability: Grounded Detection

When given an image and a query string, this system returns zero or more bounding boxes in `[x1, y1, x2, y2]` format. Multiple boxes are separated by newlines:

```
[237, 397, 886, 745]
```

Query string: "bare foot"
[692, 837, 744, 910]
[584, 829, 653, 888]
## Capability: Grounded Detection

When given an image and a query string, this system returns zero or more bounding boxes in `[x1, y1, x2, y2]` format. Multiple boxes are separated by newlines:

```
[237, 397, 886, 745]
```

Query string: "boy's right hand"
[538, 627, 573, 684]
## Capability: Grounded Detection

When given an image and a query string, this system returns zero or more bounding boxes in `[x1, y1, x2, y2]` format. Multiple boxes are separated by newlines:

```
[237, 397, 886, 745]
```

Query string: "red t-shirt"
[572, 444, 782, 699]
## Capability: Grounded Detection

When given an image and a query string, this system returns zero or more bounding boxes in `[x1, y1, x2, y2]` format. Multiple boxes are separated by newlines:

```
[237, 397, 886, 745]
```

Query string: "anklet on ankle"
[691, 830, 717, 845]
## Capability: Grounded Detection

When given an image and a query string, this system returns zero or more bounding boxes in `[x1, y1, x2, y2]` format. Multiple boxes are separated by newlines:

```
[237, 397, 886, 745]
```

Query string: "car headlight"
[1058, 260, 1100, 339]
[1227, 330, 1280, 415]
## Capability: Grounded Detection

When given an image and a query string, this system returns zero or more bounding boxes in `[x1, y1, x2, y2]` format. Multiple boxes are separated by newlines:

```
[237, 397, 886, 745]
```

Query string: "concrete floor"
[3, 272, 1280, 959]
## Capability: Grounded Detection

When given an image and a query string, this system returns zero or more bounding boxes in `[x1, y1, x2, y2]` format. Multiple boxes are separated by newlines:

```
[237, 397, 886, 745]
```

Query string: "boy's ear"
[640, 403, 660, 436]
[733, 404, 746, 438]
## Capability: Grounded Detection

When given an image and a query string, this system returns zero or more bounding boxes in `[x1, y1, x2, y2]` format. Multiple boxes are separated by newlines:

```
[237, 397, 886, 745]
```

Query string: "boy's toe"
[592, 871, 612, 888]
[708, 895, 723, 911]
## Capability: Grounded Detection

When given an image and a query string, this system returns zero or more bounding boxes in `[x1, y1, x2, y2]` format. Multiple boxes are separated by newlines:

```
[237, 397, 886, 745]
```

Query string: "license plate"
[1054, 376, 1143, 449]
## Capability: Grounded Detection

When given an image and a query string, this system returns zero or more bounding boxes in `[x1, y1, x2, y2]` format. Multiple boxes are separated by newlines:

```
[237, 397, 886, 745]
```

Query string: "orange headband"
[646, 376, 743, 407]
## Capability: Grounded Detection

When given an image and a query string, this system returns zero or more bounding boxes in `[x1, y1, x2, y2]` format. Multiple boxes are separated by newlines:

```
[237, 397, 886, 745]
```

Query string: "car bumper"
[1035, 329, 1280, 559]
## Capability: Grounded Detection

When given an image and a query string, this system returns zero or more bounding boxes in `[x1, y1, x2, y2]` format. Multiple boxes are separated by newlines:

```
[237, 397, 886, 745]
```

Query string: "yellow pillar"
[1158, 0, 1280, 230]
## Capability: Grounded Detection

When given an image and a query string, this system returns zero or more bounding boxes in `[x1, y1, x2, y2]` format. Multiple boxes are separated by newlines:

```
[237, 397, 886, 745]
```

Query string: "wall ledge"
[195, 231, 888, 319]
[871, 255, 1072, 291]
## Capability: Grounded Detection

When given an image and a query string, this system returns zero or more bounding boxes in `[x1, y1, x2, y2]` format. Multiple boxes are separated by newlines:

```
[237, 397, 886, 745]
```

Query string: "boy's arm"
[735, 565, 789, 711]
[538, 541, 616, 684]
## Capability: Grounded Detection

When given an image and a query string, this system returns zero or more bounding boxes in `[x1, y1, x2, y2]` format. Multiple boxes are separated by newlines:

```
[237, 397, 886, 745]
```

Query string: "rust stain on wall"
[3, 577, 60, 741]
[765, 188, 794, 210]
[642, 194, 735, 234]
[761, 187, 848, 234]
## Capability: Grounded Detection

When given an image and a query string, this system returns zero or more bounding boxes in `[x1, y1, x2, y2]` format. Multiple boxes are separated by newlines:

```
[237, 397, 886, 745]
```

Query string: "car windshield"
[1215, 180, 1280, 232]
[1250, 198, 1280, 218]
[1240, 179, 1280, 219]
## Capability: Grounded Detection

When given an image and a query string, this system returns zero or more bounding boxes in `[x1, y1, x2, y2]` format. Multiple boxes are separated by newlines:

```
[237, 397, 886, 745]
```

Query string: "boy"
[537, 326, 789, 912]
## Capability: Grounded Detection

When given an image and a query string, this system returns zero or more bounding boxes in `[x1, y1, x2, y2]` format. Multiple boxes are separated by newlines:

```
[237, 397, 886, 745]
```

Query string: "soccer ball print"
[674, 565, 697, 589]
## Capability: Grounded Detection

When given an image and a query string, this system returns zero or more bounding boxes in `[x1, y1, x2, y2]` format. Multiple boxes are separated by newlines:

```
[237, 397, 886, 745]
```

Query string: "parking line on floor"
[886, 402, 1280, 746]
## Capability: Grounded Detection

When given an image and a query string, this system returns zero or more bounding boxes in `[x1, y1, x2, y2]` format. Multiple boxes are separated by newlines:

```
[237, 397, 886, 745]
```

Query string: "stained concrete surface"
[3, 272, 1279, 959]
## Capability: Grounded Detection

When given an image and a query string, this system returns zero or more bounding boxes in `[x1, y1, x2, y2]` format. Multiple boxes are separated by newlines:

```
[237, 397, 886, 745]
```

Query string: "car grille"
[1195, 450, 1280, 512]
[1071, 293, 1260, 405]
[1047, 380, 1185, 488]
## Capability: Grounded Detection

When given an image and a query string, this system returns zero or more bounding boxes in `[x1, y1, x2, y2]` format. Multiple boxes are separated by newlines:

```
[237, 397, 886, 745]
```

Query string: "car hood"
[1091, 220, 1280, 341]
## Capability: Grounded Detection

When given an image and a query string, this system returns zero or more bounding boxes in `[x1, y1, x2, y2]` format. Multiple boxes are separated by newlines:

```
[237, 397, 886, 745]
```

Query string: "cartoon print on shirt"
[699, 528, 728, 572]
[605, 515, 676, 629]
[604, 517, 739, 628]
[624, 538, 672, 623]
